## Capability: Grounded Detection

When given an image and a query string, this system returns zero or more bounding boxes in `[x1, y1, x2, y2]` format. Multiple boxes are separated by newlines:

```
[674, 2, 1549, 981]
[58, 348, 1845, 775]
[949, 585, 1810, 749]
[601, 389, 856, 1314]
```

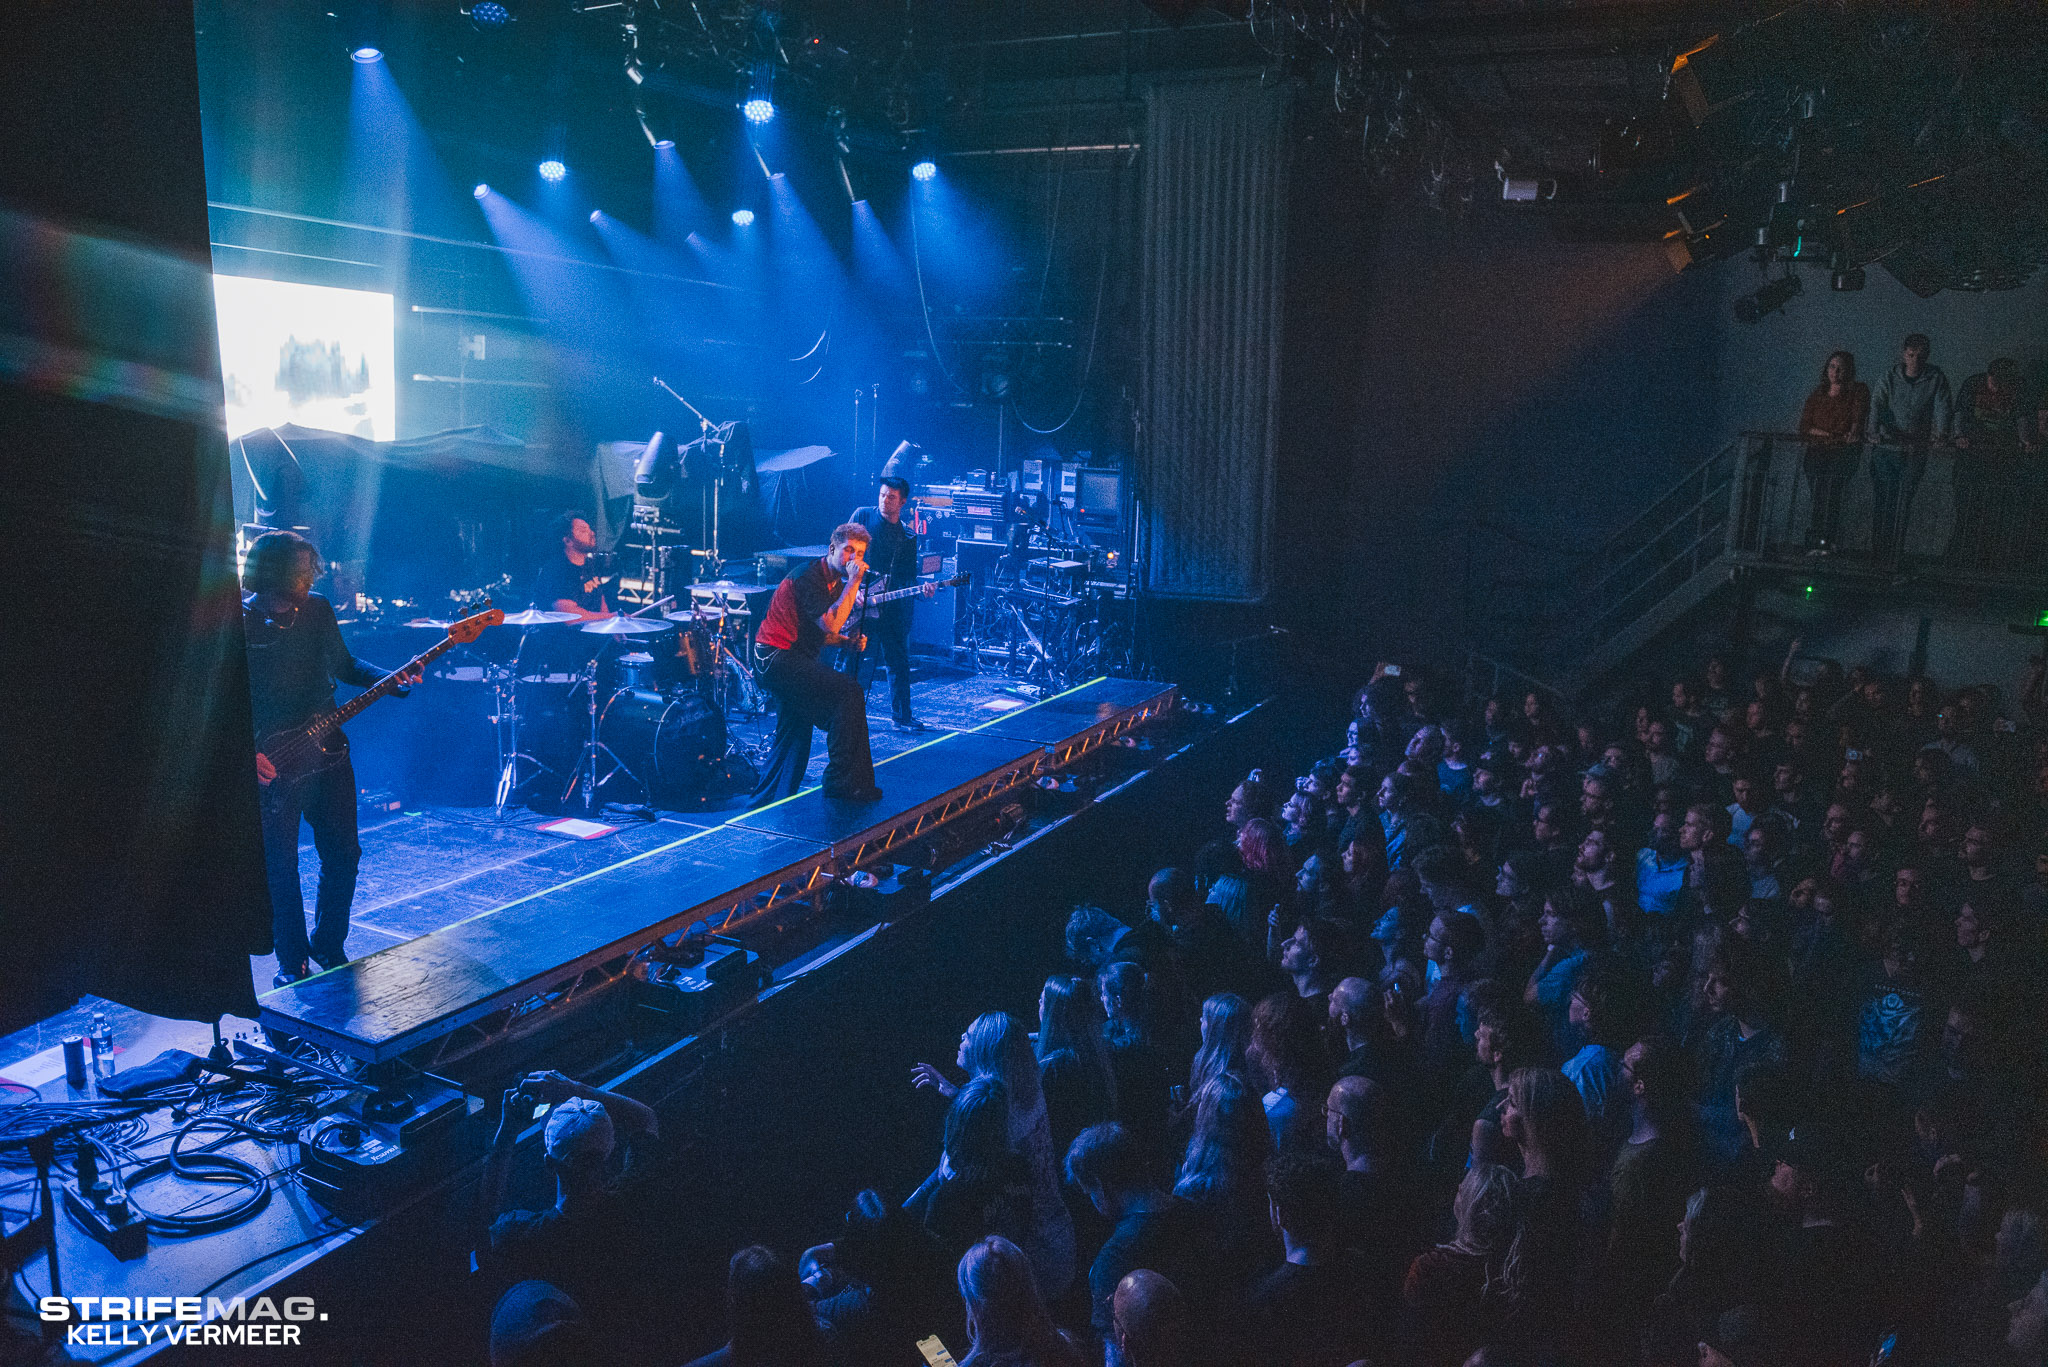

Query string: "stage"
[254, 666, 1138, 987]
[0, 669, 1220, 1363]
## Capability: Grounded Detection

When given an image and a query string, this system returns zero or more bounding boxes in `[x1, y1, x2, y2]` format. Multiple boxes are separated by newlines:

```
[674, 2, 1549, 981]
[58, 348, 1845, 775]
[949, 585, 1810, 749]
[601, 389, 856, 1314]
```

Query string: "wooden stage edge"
[257, 677, 1180, 1063]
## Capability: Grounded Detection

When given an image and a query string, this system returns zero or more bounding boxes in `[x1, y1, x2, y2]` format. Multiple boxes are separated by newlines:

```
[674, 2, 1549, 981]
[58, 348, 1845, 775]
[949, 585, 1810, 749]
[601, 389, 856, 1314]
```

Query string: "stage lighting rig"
[463, 1, 513, 32]
[1733, 271, 1802, 324]
[911, 159, 937, 182]
[538, 159, 567, 183]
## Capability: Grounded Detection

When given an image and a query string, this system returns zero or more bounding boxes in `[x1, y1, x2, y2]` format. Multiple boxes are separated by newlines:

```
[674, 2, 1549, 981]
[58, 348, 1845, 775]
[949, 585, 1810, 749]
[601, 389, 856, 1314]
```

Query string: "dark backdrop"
[0, 1, 270, 1030]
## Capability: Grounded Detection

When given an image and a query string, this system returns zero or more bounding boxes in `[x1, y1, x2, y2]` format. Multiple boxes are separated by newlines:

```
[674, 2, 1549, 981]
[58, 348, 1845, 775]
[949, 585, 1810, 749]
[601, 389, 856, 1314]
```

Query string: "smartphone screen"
[916, 1335, 958, 1367]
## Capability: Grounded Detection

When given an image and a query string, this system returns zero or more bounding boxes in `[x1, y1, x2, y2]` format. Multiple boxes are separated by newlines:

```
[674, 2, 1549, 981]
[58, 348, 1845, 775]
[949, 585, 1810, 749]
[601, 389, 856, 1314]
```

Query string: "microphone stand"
[653, 376, 737, 577]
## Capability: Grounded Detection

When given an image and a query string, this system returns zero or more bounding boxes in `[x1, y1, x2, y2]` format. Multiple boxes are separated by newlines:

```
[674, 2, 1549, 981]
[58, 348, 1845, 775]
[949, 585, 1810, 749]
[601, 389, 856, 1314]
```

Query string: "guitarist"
[850, 476, 937, 733]
[243, 531, 420, 986]
[747, 524, 881, 807]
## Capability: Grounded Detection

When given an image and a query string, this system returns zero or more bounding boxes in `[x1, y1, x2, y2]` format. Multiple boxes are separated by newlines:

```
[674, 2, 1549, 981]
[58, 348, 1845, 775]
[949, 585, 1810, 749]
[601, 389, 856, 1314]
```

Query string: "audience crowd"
[480, 645, 2048, 1367]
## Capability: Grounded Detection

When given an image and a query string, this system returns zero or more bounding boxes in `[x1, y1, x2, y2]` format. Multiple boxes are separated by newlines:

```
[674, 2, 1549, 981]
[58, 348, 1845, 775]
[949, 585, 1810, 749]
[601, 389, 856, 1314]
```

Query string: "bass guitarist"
[849, 476, 937, 733]
[243, 531, 420, 986]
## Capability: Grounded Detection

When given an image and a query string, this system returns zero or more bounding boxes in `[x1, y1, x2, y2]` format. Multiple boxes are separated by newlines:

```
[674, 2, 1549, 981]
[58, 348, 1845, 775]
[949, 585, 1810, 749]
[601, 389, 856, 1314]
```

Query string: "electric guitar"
[832, 573, 971, 673]
[255, 602, 503, 791]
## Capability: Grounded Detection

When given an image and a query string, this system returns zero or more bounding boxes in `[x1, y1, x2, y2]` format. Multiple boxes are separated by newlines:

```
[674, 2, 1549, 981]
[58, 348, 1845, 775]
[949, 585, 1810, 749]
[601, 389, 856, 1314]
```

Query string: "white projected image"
[213, 275, 395, 440]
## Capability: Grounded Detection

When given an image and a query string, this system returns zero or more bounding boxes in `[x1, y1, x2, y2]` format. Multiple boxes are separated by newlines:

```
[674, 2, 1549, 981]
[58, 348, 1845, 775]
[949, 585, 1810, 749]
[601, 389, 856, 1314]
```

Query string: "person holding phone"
[475, 1070, 659, 1317]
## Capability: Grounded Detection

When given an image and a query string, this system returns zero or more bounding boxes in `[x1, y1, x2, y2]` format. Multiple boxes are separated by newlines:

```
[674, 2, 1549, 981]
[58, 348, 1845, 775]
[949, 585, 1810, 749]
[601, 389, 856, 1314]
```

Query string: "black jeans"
[260, 749, 360, 970]
[867, 604, 916, 722]
[1802, 443, 1854, 546]
[1869, 445, 1927, 566]
[749, 648, 877, 804]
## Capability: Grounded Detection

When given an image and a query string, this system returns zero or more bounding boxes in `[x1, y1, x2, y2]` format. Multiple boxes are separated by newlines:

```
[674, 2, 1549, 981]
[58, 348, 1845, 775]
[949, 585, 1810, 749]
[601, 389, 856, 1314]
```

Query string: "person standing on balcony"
[1867, 333, 1954, 567]
[1797, 350, 1867, 555]
[1952, 358, 2035, 569]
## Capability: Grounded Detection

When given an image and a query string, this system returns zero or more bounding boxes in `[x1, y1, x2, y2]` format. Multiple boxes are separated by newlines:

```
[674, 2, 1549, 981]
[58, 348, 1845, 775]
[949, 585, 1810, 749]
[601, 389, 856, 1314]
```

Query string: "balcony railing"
[1728, 432, 2048, 586]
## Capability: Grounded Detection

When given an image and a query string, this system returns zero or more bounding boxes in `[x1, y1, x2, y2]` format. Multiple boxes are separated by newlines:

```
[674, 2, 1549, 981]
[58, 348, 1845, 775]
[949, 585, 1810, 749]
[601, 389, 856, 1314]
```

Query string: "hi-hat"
[665, 605, 736, 622]
[578, 615, 672, 635]
[496, 608, 580, 626]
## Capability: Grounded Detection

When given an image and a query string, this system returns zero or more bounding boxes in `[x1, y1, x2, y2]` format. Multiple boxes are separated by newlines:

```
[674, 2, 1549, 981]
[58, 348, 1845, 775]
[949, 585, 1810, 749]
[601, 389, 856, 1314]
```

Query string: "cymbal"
[405, 617, 455, 629]
[664, 606, 729, 622]
[497, 608, 580, 626]
[579, 615, 672, 635]
[689, 580, 775, 595]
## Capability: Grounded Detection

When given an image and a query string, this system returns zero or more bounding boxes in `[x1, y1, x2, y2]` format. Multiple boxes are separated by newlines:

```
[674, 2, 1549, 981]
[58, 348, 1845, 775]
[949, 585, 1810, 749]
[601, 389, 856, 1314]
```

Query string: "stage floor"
[262, 667, 1069, 989]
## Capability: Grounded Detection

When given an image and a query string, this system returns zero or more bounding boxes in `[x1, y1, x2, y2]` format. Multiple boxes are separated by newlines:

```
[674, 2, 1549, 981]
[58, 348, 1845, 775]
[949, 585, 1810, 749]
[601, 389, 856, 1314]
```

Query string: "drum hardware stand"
[487, 663, 552, 821]
[563, 656, 643, 815]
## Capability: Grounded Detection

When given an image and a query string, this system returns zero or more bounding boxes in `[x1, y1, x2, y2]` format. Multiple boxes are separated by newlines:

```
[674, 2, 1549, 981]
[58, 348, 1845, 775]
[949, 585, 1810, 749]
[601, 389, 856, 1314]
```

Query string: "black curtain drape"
[0, 1, 269, 1030]
[1138, 75, 1291, 602]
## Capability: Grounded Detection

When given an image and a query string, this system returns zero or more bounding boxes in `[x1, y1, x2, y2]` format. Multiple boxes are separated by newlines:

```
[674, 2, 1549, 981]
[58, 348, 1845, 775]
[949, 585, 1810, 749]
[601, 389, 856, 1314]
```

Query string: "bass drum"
[597, 688, 728, 808]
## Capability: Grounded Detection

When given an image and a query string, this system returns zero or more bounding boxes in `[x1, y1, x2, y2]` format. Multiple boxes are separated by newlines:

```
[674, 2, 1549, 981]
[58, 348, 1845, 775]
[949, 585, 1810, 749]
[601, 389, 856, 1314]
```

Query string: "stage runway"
[268, 667, 1062, 983]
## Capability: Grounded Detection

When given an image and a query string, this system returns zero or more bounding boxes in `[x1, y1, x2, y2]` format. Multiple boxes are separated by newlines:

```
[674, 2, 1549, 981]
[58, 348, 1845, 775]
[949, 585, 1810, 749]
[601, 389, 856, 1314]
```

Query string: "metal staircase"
[1471, 431, 2048, 700]
[1470, 438, 1746, 700]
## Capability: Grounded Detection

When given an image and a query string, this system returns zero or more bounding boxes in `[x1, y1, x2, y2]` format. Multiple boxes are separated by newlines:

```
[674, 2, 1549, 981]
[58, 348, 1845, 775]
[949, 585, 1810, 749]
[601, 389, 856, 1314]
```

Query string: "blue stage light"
[911, 160, 938, 182]
[731, 209, 755, 227]
[589, 209, 603, 224]
[742, 98, 775, 125]
[351, 47, 383, 64]
[473, 183, 490, 199]
[653, 138, 675, 150]
[538, 159, 567, 183]
[468, 1, 511, 29]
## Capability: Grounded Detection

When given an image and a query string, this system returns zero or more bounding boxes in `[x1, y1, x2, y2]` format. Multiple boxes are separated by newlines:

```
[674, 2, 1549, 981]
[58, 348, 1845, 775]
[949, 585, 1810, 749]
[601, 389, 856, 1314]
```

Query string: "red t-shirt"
[755, 558, 842, 656]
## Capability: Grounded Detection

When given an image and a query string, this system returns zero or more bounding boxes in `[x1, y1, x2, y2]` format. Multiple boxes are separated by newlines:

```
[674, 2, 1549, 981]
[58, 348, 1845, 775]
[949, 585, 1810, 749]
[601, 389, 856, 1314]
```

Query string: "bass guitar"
[256, 602, 504, 790]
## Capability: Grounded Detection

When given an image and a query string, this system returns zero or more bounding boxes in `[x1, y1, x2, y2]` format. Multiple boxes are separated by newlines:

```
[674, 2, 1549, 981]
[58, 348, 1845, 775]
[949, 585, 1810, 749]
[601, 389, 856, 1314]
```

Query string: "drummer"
[531, 512, 613, 623]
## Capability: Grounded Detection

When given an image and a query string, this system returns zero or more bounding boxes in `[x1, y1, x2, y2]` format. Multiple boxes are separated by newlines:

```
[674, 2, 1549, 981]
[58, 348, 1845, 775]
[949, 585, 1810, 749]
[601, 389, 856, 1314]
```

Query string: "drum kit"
[407, 580, 777, 817]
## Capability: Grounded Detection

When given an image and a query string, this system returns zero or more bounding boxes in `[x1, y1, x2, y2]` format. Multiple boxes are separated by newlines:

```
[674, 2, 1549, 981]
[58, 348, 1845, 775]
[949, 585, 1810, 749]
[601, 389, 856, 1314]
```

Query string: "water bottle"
[91, 1010, 115, 1079]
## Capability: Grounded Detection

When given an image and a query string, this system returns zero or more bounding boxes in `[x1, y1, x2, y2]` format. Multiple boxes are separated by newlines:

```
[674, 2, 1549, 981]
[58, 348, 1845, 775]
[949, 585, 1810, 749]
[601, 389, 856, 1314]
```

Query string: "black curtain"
[0, 1, 269, 1030]
[1138, 75, 1291, 602]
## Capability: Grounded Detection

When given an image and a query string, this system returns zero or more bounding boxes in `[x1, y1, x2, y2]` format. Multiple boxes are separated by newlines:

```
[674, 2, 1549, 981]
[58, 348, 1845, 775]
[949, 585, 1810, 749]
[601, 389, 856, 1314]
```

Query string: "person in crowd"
[905, 1076, 1036, 1268]
[488, 1281, 599, 1367]
[955, 1236, 1085, 1367]
[1325, 1075, 1420, 1300]
[1173, 1072, 1277, 1299]
[1766, 1128, 1886, 1365]
[1110, 1270, 1190, 1367]
[1065, 1123, 1205, 1342]
[1561, 964, 1629, 1161]
[803, 1189, 955, 1367]
[1328, 975, 1418, 1104]
[1185, 992, 1254, 1110]
[1868, 332, 1955, 566]
[1523, 885, 1599, 1055]
[1604, 1037, 1699, 1336]
[913, 1013, 1078, 1299]
[1798, 349, 1868, 553]
[1100, 961, 1176, 1163]
[680, 1245, 835, 1367]
[479, 1070, 659, 1321]
[1035, 975, 1119, 1169]
[1249, 993, 1333, 1153]
[1403, 1162, 1519, 1362]
[1268, 916, 1350, 1009]
[1149, 866, 1238, 1001]
[1692, 943, 1787, 1162]
[1419, 910, 1488, 1086]
[1247, 1149, 1376, 1367]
